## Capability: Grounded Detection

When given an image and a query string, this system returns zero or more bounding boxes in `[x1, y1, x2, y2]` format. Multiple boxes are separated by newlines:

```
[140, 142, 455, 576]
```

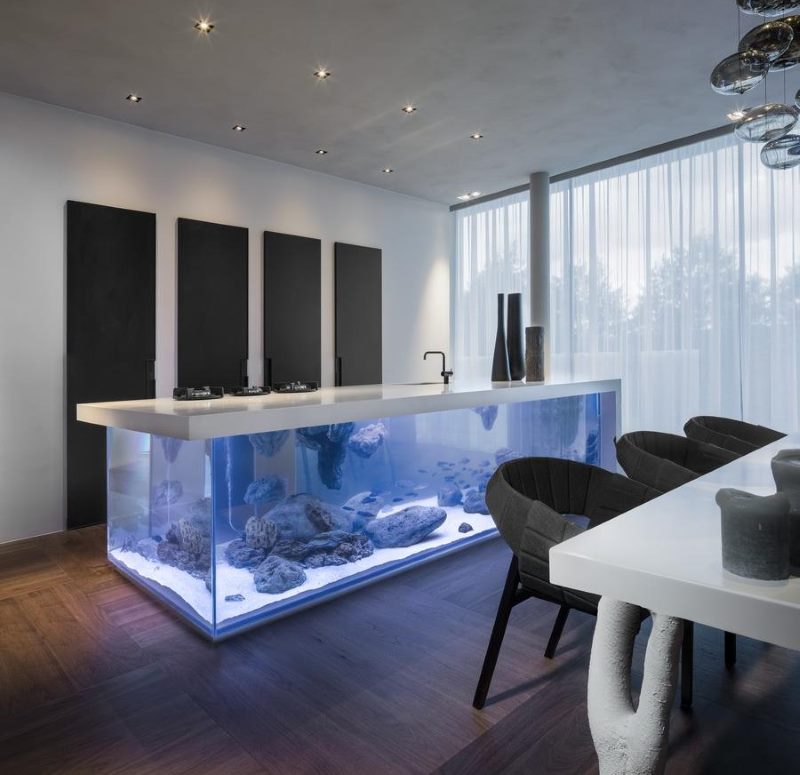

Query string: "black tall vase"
[506, 293, 524, 380]
[491, 293, 510, 381]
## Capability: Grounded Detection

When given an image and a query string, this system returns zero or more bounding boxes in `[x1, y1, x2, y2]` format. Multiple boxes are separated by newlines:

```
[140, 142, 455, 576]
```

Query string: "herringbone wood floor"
[1, 527, 799, 774]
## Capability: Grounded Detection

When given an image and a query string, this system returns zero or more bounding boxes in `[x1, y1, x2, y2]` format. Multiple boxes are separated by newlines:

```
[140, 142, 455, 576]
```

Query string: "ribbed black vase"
[506, 293, 524, 380]
[491, 293, 510, 381]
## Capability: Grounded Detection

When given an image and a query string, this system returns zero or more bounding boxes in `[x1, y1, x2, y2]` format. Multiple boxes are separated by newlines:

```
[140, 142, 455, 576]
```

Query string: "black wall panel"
[177, 218, 249, 391]
[263, 231, 321, 386]
[334, 242, 382, 386]
[66, 200, 156, 529]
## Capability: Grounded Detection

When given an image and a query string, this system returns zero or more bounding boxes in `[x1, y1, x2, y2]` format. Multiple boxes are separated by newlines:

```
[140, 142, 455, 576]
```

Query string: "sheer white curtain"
[453, 191, 530, 382]
[551, 133, 799, 434]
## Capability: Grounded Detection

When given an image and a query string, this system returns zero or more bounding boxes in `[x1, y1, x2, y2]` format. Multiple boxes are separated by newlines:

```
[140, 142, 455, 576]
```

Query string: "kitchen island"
[78, 379, 619, 639]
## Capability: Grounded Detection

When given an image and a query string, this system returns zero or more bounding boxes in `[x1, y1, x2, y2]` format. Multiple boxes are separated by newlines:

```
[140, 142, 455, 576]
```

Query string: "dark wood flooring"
[1, 527, 799, 774]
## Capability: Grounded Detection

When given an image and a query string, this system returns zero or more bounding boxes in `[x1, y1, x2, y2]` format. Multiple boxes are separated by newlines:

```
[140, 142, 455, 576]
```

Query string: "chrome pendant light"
[710, 50, 771, 94]
[738, 0, 800, 17]
[739, 20, 794, 61]
[712, 2, 800, 169]
[734, 102, 798, 141]
[767, 16, 800, 69]
[761, 133, 800, 167]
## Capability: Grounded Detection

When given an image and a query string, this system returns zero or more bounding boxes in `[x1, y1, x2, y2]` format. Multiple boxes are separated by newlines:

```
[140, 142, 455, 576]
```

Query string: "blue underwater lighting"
[106, 393, 613, 640]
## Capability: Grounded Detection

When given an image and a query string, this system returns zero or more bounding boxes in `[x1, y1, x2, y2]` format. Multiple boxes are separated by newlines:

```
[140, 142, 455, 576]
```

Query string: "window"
[551, 133, 799, 434]
[452, 191, 529, 382]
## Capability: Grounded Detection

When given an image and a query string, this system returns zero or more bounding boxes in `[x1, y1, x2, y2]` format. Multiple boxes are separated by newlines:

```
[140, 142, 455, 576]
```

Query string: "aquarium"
[107, 392, 616, 639]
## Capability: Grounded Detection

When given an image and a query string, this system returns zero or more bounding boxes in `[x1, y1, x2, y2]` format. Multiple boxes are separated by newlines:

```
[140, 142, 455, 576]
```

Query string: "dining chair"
[616, 429, 740, 695]
[684, 415, 786, 456]
[472, 456, 661, 710]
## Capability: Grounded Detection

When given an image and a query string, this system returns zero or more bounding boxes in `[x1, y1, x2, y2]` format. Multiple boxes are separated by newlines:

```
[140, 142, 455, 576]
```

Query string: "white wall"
[0, 92, 451, 543]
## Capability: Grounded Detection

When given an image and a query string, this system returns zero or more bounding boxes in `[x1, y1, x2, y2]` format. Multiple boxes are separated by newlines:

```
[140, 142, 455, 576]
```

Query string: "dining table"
[549, 432, 800, 774]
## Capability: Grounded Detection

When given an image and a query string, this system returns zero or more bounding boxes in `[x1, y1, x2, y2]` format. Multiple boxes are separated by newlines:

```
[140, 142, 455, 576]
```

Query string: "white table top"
[76, 378, 620, 440]
[550, 433, 800, 651]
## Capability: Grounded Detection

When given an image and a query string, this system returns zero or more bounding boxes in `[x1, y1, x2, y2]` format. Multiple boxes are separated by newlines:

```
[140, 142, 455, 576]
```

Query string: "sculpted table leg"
[587, 597, 683, 775]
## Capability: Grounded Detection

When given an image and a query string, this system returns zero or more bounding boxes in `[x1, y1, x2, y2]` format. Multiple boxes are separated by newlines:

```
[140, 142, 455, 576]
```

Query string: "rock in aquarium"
[248, 430, 290, 458]
[473, 404, 499, 431]
[158, 435, 184, 463]
[272, 530, 374, 568]
[225, 538, 268, 569]
[134, 537, 160, 562]
[463, 488, 490, 515]
[458, 522, 474, 533]
[243, 476, 286, 508]
[267, 494, 353, 540]
[253, 556, 307, 594]
[343, 491, 385, 526]
[152, 478, 183, 507]
[348, 422, 387, 458]
[244, 515, 279, 550]
[364, 506, 447, 548]
[437, 483, 462, 507]
[296, 422, 355, 489]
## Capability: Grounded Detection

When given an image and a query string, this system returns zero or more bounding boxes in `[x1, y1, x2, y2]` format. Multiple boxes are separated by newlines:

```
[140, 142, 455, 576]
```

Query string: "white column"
[529, 171, 550, 378]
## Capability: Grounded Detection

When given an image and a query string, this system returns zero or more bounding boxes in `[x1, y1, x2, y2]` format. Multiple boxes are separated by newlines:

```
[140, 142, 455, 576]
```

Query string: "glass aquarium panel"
[105, 392, 615, 639]
[211, 392, 612, 638]
[107, 429, 214, 636]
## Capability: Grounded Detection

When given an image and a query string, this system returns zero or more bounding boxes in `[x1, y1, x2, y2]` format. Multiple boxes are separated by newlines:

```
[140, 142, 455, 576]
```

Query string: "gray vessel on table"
[716, 488, 791, 580]
[771, 449, 800, 568]
[525, 326, 545, 383]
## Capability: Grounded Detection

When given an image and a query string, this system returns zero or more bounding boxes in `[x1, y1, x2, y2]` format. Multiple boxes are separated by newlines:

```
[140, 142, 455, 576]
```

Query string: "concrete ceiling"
[0, 0, 745, 204]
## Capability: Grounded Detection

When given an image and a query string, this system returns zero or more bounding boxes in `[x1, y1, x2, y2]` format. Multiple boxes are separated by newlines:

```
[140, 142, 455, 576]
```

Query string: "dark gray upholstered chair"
[684, 415, 786, 456]
[616, 430, 738, 492]
[615, 430, 740, 699]
[473, 457, 661, 710]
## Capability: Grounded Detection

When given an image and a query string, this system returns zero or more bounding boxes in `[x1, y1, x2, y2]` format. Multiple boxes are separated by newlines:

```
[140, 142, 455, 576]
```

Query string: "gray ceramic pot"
[771, 449, 800, 568]
[716, 488, 791, 580]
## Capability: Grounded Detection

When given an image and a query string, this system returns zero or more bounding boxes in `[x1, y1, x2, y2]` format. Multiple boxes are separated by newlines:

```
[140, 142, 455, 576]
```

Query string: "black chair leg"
[544, 604, 570, 659]
[681, 620, 694, 711]
[473, 557, 520, 710]
[724, 631, 737, 669]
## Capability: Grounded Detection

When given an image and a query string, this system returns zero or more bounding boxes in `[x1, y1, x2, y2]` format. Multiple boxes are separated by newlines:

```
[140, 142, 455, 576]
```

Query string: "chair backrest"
[617, 430, 737, 493]
[485, 458, 660, 606]
[684, 415, 786, 455]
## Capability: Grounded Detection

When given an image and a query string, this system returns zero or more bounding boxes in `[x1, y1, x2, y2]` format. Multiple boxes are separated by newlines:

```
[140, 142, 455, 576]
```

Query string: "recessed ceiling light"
[469, 132, 484, 140]
[402, 104, 417, 114]
[194, 18, 214, 33]
[315, 148, 328, 155]
[382, 168, 394, 173]
[457, 191, 482, 201]
[232, 124, 246, 132]
[314, 68, 331, 80]
[126, 94, 142, 103]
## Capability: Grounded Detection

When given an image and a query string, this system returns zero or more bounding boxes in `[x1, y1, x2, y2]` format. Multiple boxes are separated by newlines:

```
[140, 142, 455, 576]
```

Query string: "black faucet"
[424, 351, 453, 385]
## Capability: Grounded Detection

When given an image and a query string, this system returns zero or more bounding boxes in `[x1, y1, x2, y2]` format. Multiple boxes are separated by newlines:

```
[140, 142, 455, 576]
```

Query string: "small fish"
[418, 468, 428, 474]
[392, 497, 403, 503]
[444, 475, 456, 482]
[396, 479, 415, 489]
[459, 457, 470, 464]
[405, 492, 416, 497]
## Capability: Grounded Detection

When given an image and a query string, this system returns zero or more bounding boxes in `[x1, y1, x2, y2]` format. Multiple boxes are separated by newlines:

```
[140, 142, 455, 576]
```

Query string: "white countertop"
[76, 378, 620, 440]
[550, 433, 800, 651]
